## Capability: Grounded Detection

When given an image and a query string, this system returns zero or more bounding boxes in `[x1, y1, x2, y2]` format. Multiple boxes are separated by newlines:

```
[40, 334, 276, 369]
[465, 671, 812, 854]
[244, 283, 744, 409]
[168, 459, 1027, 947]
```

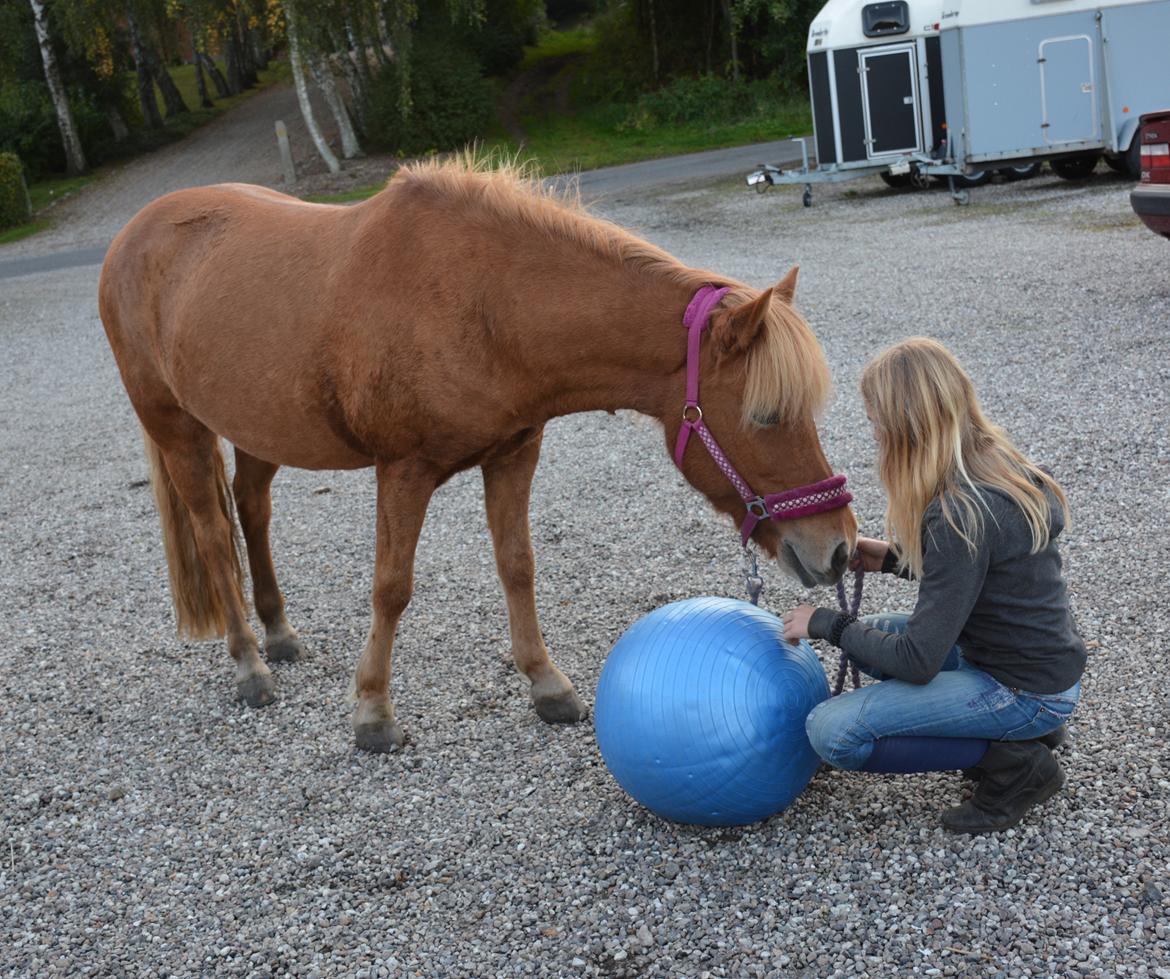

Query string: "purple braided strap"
[832, 567, 864, 696]
[672, 284, 853, 547]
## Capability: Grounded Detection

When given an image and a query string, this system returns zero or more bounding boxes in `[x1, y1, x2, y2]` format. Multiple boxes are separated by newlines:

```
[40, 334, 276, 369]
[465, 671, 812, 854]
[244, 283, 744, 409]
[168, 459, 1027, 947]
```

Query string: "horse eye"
[752, 410, 780, 427]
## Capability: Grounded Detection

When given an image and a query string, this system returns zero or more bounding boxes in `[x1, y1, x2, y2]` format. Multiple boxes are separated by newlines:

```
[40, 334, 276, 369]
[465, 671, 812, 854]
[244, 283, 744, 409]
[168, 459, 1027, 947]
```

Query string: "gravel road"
[1, 167, 1167, 978]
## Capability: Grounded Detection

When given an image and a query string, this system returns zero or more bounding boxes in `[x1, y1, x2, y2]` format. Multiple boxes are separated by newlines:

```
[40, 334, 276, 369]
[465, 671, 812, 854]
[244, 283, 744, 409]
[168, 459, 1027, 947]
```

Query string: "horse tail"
[143, 431, 244, 640]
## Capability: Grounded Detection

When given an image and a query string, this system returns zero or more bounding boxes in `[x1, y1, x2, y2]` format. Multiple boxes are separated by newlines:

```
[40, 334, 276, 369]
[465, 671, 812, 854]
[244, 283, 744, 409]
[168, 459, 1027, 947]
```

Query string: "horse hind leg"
[232, 449, 306, 664]
[482, 431, 586, 724]
[143, 414, 274, 707]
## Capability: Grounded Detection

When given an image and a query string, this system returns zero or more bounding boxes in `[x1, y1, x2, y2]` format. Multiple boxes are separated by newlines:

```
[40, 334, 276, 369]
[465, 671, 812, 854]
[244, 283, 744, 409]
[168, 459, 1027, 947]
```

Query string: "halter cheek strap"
[673, 284, 853, 547]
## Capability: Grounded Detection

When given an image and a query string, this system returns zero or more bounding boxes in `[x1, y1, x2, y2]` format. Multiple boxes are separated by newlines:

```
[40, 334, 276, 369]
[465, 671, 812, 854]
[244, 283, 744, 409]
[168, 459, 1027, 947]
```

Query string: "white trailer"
[749, 0, 1170, 204]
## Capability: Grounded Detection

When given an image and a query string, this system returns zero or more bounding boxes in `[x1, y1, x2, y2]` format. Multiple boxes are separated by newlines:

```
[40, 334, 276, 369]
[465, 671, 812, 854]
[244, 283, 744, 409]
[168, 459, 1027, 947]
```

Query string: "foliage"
[585, 0, 820, 94]
[617, 73, 786, 130]
[0, 151, 31, 228]
[365, 36, 494, 154]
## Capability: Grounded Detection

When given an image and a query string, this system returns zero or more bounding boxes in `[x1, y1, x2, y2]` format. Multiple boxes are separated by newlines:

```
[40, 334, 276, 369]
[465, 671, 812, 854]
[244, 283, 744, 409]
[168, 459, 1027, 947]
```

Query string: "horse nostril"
[831, 541, 849, 577]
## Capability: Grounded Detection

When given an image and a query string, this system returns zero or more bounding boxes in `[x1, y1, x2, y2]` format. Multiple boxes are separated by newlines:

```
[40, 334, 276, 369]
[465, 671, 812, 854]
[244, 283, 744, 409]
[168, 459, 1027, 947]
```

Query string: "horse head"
[666, 267, 857, 585]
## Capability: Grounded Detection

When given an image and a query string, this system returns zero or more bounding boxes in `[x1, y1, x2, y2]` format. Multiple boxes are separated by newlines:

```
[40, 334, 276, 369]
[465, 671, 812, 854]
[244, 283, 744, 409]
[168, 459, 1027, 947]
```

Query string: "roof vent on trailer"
[862, 1, 910, 37]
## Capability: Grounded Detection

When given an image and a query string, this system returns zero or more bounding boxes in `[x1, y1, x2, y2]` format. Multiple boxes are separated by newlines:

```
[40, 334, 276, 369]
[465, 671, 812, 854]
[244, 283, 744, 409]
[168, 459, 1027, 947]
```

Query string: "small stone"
[107, 785, 126, 802]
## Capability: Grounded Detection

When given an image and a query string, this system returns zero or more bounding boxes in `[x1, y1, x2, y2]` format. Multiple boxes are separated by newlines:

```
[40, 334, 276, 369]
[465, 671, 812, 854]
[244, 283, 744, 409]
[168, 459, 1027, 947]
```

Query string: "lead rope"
[744, 544, 764, 607]
[832, 568, 865, 695]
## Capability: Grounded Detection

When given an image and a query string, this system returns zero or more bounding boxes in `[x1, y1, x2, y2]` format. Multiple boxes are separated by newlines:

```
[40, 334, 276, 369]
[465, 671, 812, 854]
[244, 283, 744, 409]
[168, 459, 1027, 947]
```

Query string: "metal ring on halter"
[682, 404, 703, 423]
[746, 498, 768, 519]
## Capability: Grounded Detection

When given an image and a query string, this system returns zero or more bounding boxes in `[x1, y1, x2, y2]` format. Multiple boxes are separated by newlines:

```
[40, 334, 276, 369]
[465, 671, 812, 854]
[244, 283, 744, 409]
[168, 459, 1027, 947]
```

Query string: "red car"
[1131, 110, 1170, 239]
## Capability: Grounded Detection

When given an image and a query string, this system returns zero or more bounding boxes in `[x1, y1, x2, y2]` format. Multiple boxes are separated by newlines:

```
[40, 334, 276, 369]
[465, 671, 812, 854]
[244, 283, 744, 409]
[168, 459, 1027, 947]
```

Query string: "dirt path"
[4, 82, 390, 259]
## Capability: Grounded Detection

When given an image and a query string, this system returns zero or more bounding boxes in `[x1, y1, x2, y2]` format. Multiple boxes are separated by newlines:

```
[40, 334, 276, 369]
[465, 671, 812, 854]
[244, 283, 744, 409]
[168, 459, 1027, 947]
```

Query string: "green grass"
[519, 26, 597, 69]
[487, 99, 810, 175]
[29, 174, 92, 212]
[0, 219, 47, 244]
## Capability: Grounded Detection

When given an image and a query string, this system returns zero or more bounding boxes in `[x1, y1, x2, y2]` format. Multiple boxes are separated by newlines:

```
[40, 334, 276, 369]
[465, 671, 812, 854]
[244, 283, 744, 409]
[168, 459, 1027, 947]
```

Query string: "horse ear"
[710, 288, 773, 355]
[775, 265, 799, 303]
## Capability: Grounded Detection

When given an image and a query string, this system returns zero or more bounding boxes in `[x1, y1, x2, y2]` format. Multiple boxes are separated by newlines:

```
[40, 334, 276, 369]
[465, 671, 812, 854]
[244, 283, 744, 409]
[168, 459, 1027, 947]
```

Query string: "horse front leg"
[482, 430, 586, 724]
[352, 460, 437, 753]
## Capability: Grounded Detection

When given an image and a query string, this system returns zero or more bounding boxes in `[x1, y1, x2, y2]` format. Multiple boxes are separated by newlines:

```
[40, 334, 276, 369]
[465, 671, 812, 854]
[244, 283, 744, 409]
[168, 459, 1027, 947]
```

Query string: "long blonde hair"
[860, 338, 1068, 577]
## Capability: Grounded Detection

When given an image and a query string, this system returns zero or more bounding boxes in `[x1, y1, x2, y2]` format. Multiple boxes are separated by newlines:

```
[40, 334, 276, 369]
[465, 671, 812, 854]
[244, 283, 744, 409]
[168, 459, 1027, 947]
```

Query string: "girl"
[782, 338, 1086, 834]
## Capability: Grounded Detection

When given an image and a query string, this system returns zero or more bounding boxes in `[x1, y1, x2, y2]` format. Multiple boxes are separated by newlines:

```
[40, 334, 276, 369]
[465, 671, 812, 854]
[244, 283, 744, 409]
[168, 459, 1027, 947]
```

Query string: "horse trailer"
[749, 0, 1170, 204]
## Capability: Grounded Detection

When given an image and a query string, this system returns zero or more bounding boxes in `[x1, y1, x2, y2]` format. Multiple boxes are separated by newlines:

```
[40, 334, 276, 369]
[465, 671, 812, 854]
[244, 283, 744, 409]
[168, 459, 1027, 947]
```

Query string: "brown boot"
[943, 740, 1064, 834]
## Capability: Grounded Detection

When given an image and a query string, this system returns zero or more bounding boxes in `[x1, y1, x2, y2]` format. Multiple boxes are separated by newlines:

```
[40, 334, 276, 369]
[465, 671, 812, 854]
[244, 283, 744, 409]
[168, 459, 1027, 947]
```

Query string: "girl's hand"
[852, 536, 890, 573]
[782, 604, 815, 643]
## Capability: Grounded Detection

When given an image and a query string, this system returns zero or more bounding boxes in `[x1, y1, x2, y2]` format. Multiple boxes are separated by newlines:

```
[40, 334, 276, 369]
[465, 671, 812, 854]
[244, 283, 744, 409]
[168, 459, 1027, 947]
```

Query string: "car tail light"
[1141, 142, 1170, 183]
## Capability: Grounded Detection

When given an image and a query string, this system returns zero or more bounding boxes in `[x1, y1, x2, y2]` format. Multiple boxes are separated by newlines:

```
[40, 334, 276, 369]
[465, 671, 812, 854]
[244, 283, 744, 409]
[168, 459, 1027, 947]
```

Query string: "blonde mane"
[395, 153, 832, 426]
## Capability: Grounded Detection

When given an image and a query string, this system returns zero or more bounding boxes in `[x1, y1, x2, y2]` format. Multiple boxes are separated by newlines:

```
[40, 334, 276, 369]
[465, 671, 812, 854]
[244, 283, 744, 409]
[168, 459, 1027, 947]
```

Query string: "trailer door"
[1039, 35, 1098, 145]
[859, 44, 921, 158]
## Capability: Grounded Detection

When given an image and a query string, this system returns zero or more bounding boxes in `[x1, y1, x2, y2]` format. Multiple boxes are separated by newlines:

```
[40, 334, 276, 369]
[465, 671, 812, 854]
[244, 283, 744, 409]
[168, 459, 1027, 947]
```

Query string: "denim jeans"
[805, 613, 1081, 771]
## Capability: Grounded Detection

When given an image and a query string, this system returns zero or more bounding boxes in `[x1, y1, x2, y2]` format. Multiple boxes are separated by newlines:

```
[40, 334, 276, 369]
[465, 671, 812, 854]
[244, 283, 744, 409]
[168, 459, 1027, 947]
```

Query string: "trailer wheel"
[998, 162, 1043, 181]
[1051, 154, 1101, 180]
[954, 170, 991, 188]
[802, 186, 813, 208]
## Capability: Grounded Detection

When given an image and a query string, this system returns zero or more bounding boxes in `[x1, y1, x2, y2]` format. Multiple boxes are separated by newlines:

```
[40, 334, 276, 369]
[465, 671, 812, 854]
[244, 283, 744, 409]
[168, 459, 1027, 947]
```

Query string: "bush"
[618, 74, 788, 132]
[365, 38, 494, 155]
[0, 152, 32, 228]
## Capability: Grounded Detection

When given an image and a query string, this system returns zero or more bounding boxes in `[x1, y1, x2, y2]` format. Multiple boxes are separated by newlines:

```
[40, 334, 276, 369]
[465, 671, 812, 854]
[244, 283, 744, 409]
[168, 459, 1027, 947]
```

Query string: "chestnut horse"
[98, 158, 856, 752]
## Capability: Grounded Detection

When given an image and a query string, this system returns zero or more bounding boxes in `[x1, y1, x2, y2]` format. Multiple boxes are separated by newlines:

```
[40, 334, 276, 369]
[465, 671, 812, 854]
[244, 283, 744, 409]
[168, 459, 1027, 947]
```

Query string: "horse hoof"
[237, 672, 276, 708]
[266, 634, 307, 664]
[533, 687, 587, 724]
[354, 721, 406, 754]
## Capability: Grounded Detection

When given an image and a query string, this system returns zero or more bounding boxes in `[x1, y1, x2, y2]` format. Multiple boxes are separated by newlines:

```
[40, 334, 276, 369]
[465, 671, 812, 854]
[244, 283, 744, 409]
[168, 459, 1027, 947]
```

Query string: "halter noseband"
[673, 284, 853, 546]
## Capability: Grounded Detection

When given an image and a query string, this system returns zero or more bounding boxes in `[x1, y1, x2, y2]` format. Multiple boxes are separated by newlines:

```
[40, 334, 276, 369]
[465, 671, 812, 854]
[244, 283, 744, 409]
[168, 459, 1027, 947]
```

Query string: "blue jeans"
[805, 613, 1081, 771]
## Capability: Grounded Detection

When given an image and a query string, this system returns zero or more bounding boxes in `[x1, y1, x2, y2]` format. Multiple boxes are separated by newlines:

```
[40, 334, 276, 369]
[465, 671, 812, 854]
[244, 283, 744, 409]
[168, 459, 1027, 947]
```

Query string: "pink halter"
[673, 285, 853, 546]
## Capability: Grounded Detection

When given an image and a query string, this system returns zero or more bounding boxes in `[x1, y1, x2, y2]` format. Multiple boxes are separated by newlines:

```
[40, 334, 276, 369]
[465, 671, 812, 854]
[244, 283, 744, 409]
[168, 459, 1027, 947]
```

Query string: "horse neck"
[500, 249, 693, 423]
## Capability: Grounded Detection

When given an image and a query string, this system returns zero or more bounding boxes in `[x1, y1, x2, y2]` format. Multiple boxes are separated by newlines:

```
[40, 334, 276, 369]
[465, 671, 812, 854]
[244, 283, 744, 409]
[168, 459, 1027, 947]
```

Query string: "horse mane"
[395, 152, 831, 425]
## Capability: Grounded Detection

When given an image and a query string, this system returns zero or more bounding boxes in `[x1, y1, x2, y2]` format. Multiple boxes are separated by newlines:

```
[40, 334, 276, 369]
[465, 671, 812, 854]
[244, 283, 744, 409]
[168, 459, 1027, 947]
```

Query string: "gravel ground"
[1, 167, 1168, 978]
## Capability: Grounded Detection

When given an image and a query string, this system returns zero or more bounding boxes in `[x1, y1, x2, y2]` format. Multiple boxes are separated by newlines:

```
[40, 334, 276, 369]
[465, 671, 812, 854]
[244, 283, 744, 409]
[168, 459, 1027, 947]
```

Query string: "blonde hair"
[860, 337, 1068, 577]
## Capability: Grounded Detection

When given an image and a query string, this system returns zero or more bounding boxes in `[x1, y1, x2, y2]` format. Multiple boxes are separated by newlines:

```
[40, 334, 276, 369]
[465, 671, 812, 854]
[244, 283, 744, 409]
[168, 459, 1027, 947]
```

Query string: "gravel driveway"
[1, 168, 1167, 978]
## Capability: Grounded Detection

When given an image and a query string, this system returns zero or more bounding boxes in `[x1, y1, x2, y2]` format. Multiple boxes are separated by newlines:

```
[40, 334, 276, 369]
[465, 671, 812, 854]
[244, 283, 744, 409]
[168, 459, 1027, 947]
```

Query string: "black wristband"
[829, 613, 857, 648]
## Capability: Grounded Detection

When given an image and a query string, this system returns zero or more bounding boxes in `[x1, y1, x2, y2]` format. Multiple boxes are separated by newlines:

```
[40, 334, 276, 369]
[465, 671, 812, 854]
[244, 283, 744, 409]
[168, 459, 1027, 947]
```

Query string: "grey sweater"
[808, 484, 1087, 693]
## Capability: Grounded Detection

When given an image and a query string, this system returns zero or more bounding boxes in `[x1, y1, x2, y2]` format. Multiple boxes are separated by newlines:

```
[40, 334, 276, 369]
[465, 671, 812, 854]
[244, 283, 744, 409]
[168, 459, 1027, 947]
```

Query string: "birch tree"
[28, 0, 88, 175]
[285, 2, 340, 173]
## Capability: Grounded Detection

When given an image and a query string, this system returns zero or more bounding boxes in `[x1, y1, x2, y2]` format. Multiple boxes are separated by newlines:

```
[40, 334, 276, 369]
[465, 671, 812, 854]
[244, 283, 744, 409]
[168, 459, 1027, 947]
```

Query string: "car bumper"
[1131, 183, 1170, 238]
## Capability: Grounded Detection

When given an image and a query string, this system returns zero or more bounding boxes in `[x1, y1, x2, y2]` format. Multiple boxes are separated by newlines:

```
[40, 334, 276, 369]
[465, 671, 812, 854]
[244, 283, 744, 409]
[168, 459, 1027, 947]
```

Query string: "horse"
[98, 156, 857, 753]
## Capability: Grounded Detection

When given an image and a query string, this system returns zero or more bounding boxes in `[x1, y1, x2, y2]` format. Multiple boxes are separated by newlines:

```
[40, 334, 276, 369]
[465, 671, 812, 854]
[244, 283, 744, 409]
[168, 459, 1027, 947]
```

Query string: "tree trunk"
[329, 26, 365, 129]
[225, 33, 243, 95]
[311, 57, 362, 159]
[106, 104, 130, 142]
[126, 4, 163, 129]
[345, 17, 373, 95]
[286, 6, 340, 174]
[200, 53, 231, 100]
[29, 0, 88, 174]
[193, 48, 213, 108]
[721, 0, 739, 83]
[250, 28, 269, 70]
[647, 0, 659, 84]
[235, 7, 259, 87]
[152, 60, 191, 117]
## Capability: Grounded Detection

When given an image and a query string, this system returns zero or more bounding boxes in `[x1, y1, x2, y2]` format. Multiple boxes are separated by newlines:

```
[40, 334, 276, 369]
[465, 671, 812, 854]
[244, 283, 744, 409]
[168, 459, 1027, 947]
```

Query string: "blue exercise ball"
[595, 597, 829, 826]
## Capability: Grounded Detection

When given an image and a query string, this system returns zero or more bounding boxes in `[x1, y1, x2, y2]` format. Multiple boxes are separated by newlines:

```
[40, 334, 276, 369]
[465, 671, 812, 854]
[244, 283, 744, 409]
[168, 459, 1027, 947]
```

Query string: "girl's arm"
[807, 510, 990, 684]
